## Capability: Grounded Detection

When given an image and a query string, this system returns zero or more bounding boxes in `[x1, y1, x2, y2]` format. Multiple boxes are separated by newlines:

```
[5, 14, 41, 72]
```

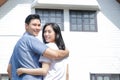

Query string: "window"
[0, 74, 9, 80]
[70, 10, 97, 32]
[91, 74, 120, 80]
[35, 9, 64, 31]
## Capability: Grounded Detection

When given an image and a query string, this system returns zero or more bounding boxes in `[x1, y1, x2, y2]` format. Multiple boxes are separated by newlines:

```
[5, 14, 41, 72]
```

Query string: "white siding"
[0, 0, 34, 73]
[0, 0, 120, 80]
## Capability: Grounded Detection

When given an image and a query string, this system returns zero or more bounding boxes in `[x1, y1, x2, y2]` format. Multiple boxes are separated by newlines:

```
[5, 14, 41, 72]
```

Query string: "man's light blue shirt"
[9, 32, 48, 80]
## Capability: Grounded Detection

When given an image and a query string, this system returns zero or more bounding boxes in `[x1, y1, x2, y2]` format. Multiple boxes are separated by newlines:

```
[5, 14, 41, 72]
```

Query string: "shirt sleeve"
[39, 56, 52, 63]
[28, 36, 48, 55]
[65, 57, 69, 64]
[39, 43, 58, 63]
[9, 57, 12, 64]
[8, 53, 14, 64]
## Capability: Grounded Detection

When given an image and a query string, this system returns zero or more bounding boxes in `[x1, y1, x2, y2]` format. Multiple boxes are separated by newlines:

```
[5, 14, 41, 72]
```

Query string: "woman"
[17, 23, 69, 80]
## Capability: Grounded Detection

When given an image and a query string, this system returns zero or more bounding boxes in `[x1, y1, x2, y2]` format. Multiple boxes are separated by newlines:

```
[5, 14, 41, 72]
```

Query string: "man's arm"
[43, 48, 69, 60]
[7, 64, 11, 79]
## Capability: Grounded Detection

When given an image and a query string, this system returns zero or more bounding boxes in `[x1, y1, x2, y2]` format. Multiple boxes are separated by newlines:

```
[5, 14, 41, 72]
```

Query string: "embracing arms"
[43, 48, 69, 60]
[17, 62, 50, 76]
[7, 62, 50, 76]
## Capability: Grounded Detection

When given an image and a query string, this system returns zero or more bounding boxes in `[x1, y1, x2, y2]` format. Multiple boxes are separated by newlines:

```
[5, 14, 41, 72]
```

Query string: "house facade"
[0, 0, 120, 80]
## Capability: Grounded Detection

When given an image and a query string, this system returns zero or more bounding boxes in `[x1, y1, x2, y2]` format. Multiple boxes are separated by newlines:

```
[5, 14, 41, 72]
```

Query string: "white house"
[0, 0, 120, 80]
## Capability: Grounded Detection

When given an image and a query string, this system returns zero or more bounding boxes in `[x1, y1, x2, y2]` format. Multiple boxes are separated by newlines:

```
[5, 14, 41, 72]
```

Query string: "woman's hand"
[17, 68, 25, 76]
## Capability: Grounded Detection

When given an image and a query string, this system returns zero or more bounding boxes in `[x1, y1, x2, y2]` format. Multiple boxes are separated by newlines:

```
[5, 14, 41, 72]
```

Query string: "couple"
[7, 14, 69, 80]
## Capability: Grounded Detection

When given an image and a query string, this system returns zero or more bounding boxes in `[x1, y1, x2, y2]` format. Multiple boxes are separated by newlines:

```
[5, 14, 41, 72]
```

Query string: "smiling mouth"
[45, 37, 49, 40]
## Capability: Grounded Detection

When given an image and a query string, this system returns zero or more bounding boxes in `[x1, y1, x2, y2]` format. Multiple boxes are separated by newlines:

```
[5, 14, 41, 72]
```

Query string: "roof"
[0, 0, 7, 7]
[116, 0, 120, 3]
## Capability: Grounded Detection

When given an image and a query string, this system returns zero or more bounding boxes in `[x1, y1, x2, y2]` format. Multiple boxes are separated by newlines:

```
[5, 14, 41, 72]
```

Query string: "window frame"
[0, 74, 9, 80]
[35, 8, 64, 31]
[90, 74, 120, 80]
[69, 10, 98, 32]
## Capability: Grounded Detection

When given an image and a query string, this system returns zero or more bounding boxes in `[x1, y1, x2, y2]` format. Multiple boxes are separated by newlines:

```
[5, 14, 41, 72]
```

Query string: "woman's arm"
[17, 62, 50, 76]
[66, 64, 69, 80]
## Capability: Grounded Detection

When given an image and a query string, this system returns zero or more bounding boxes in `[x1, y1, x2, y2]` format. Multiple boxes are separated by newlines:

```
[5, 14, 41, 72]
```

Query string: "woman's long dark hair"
[42, 23, 65, 50]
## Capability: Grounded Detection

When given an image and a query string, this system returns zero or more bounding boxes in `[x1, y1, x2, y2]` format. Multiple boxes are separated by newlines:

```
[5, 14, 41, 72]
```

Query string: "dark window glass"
[36, 9, 64, 31]
[70, 10, 97, 32]
[91, 74, 120, 80]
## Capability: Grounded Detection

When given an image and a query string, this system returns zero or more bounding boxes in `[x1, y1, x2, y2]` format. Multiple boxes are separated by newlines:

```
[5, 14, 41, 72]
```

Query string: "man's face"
[25, 19, 41, 36]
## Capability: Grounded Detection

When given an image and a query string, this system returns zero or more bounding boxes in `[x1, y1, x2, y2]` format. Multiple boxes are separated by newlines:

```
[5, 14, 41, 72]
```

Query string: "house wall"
[0, 0, 120, 80]
[0, 0, 34, 73]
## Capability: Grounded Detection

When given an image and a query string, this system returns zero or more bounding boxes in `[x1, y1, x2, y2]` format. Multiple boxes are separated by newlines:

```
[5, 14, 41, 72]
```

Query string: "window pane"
[71, 18, 77, 24]
[90, 25, 96, 31]
[70, 10, 97, 32]
[58, 23, 64, 30]
[97, 76, 103, 80]
[56, 18, 62, 22]
[78, 25, 82, 31]
[42, 17, 49, 24]
[0, 74, 9, 80]
[83, 12, 89, 18]
[50, 11, 55, 16]
[111, 74, 119, 80]
[1, 76, 9, 80]
[43, 11, 49, 16]
[90, 19, 95, 24]
[83, 19, 89, 24]
[38, 12, 43, 16]
[50, 17, 56, 22]
[90, 12, 95, 18]
[90, 74, 120, 80]
[77, 19, 82, 24]
[70, 12, 77, 17]
[56, 11, 62, 17]
[104, 77, 109, 80]
[83, 25, 89, 31]
[70, 25, 77, 31]
[36, 9, 64, 31]
[91, 76, 96, 80]
[77, 13, 82, 18]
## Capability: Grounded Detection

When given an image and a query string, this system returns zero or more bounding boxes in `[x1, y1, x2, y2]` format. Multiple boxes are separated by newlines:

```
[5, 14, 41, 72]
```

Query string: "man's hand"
[17, 68, 25, 76]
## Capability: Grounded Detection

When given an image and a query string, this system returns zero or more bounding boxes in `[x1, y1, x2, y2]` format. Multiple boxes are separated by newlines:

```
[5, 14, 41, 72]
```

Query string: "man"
[7, 14, 69, 80]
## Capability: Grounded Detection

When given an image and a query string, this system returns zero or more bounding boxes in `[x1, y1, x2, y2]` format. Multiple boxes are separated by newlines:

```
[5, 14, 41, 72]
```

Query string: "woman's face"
[43, 25, 56, 43]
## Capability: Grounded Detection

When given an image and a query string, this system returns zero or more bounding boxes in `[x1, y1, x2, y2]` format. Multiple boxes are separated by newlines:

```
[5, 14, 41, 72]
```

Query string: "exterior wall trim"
[31, 0, 99, 10]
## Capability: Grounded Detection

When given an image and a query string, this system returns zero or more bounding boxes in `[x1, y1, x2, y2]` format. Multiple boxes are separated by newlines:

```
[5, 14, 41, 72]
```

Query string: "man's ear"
[25, 23, 28, 30]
